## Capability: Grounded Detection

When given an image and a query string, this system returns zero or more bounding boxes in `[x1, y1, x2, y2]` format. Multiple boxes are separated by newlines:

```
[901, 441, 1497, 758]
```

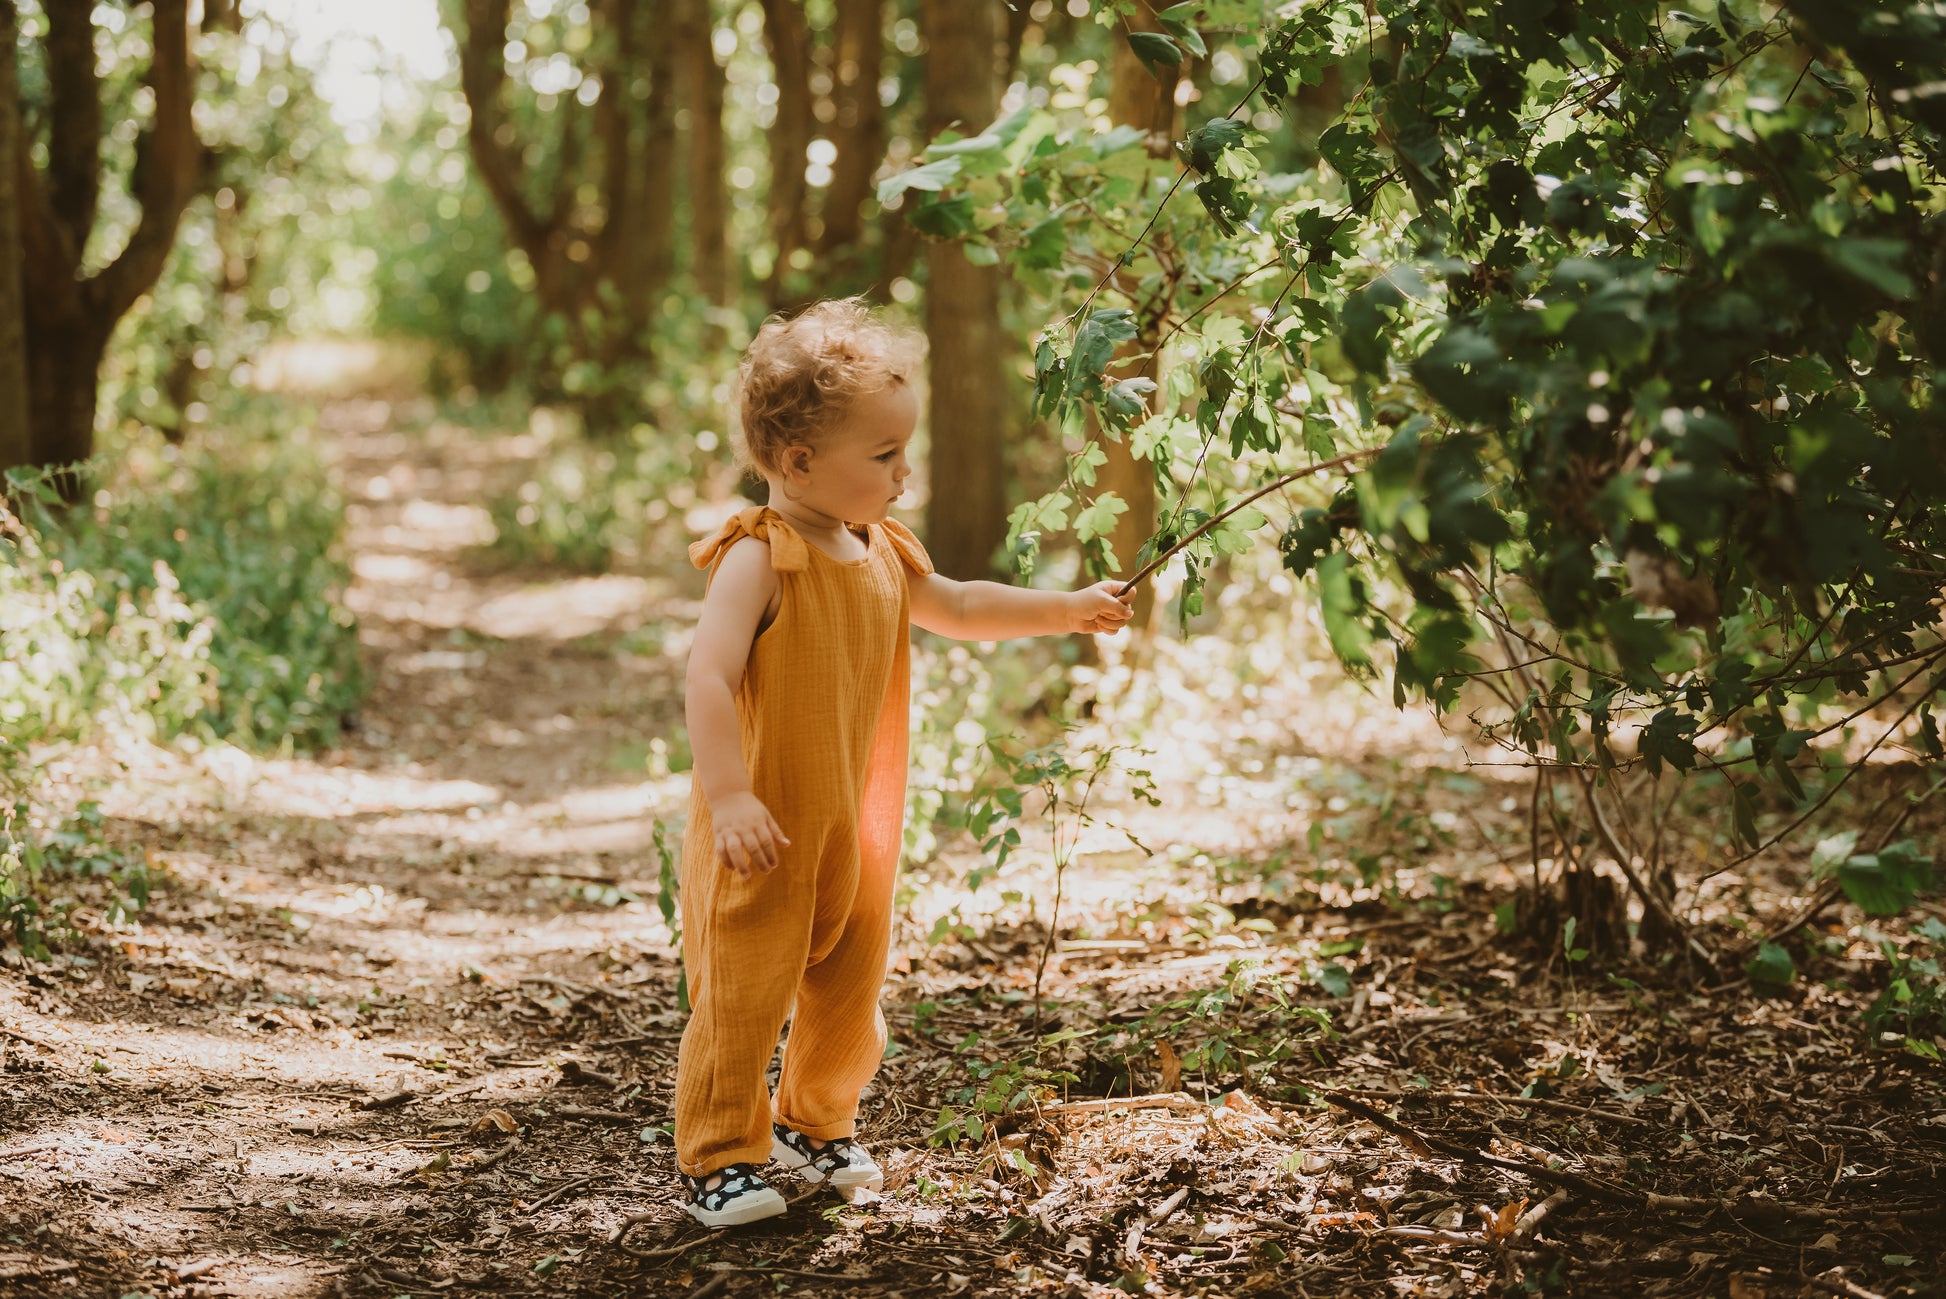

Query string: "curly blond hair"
[733, 298, 925, 476]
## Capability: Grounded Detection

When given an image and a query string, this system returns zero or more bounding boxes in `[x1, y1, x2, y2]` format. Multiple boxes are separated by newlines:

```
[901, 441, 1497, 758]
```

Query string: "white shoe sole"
[683, 1185, 787, 1228]
[770, 1133, 884, 1193]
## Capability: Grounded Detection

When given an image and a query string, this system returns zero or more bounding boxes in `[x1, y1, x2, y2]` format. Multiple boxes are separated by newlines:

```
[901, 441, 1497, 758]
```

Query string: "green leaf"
[1182, 119, 1246, 175]
[1102, 377, 1157, 426]
[1207, 506, 1268, 555]
[877, 157, 963, 204]
[908, 194, 976, 238]
[1314, 553, 1372, 668]
[1746, 941, 1796, 990]
[1314, 961, 1352, 998]
[1127, 32, 1184, 77]
[1019, 215, 1068, 270]
[1810, 831, 1859, 878]
[1562, 915, 1588, 962]
[1071, 309, 1141, 401]
[1731, 780, 1760, 850]
[1075, 494, 1129, 543]
[1158, 16, 1207, 57]
[1835, 842, 1934, 916]
[1826, 237, 1913, 299]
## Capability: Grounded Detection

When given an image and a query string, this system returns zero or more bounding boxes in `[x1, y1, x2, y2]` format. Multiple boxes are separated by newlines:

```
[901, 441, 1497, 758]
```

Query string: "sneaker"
[681, 1162, 787, 1228]
[770, 1122, 884, 1194]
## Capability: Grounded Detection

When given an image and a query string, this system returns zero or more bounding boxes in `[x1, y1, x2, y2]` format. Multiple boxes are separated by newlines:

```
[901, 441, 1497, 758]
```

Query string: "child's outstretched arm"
[684, 538, 790, 878]
[907, 570, 1133, 641]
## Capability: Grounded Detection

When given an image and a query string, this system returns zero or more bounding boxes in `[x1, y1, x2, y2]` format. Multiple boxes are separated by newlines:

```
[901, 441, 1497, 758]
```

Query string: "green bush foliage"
[0, 492, 213, 750]
[0, 802, 147, 961]
[19, 433, 364, 751]
[888, 0, 1945, 953]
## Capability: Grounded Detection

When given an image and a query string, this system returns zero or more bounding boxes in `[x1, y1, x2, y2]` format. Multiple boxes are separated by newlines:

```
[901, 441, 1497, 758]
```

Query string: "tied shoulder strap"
[876, 518, 935, 576]
[687, 506, 812, 574]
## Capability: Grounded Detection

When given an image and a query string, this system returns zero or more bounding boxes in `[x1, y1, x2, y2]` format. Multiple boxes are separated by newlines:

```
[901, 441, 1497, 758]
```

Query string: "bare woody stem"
[1112, 445, 1384, 597]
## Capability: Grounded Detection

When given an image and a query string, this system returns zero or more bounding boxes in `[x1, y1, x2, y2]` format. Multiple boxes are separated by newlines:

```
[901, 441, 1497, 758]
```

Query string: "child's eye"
[875, 451, 897, 462]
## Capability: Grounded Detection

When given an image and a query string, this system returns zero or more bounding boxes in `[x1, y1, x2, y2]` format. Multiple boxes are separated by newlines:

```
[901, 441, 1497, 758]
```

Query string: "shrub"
[0, 802, 147, 962]
[17, 426, 364, 751]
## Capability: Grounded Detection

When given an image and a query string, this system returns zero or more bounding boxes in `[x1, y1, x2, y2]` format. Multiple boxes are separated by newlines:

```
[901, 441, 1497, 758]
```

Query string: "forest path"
[0, 395, 712, 1297]
[0, 395, 1940, 1299]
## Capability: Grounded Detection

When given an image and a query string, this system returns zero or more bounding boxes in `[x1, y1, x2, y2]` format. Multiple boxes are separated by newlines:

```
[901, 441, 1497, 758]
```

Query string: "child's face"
[786, 382, 917, 525]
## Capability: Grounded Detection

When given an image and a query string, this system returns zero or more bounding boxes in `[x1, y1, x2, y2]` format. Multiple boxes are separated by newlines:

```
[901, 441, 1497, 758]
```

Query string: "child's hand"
[711, 792, 790, 877]
[1071, 580, 1136, 634]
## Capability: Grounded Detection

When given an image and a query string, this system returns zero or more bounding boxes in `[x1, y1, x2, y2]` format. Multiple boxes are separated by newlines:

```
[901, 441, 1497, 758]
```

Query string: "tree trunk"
[818, 0, 883, 259]
[1094, 15, 1181, 624]
[758, 0, 813, 308]
[15, 0, 200, 475]
[920, 0, 1007, 579]
[1003, 0, 1033, 83]
[592, 0, 646, 371]
[674, 0, 731, 312]
[203, 0, 243, 34]
[25, 327, 110, 472]
[639, 1, 679, 314]
[457, 0, 563, 311]
[0, 1, 31, 476]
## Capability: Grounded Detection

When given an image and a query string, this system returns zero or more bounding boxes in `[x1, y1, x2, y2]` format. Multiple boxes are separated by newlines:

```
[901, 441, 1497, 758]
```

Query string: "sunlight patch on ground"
[348, 571, 665, 641]
[401, 498, 498, 549]
[244, 765, 503, 819]
[352, 551, 438, 584]
[468, 576, 662, 640]
[489, 817, 662, 859]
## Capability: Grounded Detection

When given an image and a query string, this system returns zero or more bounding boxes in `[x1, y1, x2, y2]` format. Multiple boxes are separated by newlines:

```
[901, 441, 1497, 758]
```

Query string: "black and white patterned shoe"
[770, 1123, 884, 1193]
[681, 1162, 787, 1228]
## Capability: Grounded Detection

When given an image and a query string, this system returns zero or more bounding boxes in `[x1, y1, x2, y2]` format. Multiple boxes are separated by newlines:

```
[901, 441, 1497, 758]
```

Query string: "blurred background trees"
[0, 1, 1144, 544]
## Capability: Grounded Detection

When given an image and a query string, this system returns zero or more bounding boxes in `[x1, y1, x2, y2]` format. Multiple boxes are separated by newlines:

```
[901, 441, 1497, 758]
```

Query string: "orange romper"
[674, 506, 933, 1177]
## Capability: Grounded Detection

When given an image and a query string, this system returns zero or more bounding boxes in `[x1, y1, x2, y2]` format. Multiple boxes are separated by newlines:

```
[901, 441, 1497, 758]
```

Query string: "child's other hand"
[1072, 580, 1136, 634]
[712, 792, 790, 877]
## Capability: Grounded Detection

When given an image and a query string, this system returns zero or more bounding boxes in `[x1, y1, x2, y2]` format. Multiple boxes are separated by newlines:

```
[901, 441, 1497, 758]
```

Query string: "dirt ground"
[1, 398, 1941, 1299]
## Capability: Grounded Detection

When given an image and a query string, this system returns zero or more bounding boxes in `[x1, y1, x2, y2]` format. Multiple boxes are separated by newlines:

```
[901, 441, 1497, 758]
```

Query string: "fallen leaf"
[1482, 1198, 1527, 1242]
[1158, 1041, 1182, 1093]
[472, 1108, 519, 1134]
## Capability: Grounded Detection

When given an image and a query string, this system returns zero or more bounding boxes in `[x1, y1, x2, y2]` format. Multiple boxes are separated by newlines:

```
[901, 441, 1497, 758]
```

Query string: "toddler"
[675, 298, 1133, 1226]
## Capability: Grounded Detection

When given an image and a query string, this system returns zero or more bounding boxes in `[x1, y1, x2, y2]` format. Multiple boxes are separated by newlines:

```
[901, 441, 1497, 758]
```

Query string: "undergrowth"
[1, 420, 363, 954]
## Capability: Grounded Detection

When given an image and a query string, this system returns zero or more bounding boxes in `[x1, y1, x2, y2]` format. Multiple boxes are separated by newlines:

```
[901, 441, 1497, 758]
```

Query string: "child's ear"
[783, 444, 813, 481]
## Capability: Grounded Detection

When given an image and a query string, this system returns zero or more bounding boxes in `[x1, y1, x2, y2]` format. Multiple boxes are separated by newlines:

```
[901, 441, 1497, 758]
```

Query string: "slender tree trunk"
[1003, 0, 1033, 83]
[674, 0, 730, 311]
[457, 0, 566, 315]
[1094, 15, 1181, 624]
[593, 0, 645, 366]
[818, 0, 883, 258]
[639, 1, 679, 313]
[0, 2, 31, 476]
[920, 0, 1006, 579]
[758, 0, 813, 308]
[203, 0, 242, 34]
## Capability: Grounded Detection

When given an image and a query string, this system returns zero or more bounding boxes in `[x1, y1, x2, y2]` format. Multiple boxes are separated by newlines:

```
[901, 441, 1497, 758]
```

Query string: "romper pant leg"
[673, 830, 818, 1178]
[772, 837, 895, 1141]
